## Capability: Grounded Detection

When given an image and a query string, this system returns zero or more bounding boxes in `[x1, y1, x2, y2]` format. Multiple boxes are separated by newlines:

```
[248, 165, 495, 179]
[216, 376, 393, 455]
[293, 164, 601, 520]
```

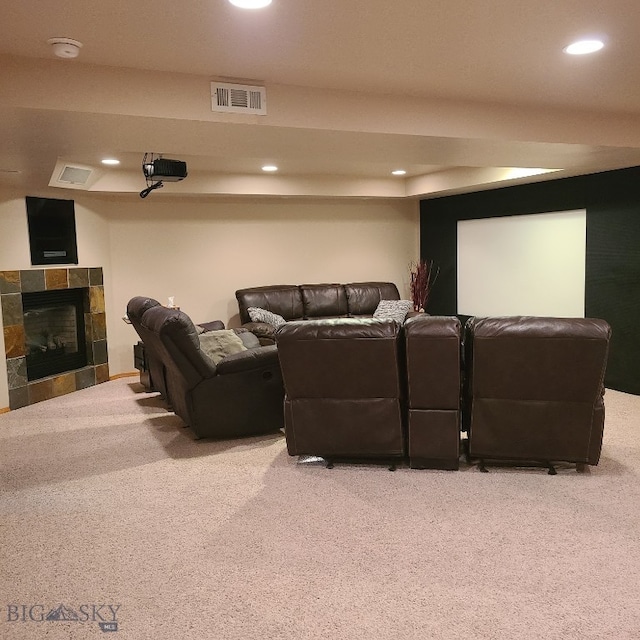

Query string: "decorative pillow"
[198, 329, 247, 364]
[373, 299, 414, 323]
[247, 307, 287, 328]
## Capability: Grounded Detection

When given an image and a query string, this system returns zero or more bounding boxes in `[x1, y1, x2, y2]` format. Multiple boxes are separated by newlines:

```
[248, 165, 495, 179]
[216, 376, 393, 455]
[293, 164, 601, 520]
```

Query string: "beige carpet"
[1, 379, 639, 639]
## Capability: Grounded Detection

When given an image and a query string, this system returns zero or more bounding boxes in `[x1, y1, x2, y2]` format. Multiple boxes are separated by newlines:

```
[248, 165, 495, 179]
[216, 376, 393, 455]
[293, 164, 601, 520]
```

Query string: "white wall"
[457, 209, 586, 317]
[104, 196, 419, 376]
[1, 190, 418, 408]
[2, 192, 418, 408]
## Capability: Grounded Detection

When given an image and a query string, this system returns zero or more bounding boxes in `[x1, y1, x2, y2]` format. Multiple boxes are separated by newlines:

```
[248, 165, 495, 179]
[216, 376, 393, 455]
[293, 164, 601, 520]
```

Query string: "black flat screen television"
[26, 196, 78, 265]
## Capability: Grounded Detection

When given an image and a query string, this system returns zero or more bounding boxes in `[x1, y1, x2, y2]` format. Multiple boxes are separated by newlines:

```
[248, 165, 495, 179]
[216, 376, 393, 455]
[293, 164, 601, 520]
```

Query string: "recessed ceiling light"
[563, 39, 604, 55]
[229, 0, 272, 8]
[101, 158, 120, 166]
[391, 169, 407, 176]
[262, 165, 278, 172]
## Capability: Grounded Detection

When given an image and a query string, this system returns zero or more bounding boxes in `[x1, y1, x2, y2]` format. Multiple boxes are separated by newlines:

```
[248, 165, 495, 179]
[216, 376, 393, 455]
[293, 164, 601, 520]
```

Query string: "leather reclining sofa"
[129, 292, 612, 473]
[235, 281, 401, 344]
[276, 314, 611, 473]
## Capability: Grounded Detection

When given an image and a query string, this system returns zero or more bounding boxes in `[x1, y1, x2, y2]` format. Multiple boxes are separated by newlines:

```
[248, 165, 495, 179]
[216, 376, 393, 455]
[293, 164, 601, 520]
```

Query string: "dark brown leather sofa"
[404, 315, 462, 470]
[463, 316, 611, 471]
[236, 282, 400, 344]
[139, 305, 285, 440]
[275, 318, 405, 463]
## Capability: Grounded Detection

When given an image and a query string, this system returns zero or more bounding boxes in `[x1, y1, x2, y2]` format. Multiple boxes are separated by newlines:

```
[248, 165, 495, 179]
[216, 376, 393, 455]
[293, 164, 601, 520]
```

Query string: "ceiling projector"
[140, 153, 188, 198]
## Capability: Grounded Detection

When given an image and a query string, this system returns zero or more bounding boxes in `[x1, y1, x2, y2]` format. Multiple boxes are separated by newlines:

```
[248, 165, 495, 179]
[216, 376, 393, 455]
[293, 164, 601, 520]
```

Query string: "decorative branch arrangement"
[409, 259, 440, 312]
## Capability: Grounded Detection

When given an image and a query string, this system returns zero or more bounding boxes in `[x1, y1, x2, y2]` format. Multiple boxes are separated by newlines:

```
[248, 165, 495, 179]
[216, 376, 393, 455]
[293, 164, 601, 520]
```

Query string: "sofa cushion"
[248, 306, 287, 328]
[198, 329, 247, 364]
[234, 328, 261, 349]
[373, 299, 413, 323]
[345, 282, 400, 316]
[235, 285, 304, 323]
[300, 284, 348, 319]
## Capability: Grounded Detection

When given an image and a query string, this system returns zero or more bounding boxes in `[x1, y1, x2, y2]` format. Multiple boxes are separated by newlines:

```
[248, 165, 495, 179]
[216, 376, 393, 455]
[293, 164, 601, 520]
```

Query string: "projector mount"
[140, 152, 188, 198]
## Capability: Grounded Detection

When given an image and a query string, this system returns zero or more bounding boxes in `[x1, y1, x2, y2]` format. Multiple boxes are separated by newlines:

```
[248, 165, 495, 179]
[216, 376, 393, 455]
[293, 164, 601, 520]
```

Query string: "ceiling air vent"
[211, 82, 267, 115]
[58, 165, 93, 185]
[49, 160, 99, 190]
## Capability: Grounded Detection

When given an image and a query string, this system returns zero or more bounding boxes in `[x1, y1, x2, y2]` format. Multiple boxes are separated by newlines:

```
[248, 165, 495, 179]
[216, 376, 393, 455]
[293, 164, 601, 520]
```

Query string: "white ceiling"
[2, 0, 640, 198]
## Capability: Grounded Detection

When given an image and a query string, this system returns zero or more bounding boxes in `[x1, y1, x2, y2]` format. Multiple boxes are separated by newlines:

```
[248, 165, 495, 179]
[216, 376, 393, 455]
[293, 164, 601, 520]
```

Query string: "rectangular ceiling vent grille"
[211, 82, 267, 115]
[58, 165, 93, 185]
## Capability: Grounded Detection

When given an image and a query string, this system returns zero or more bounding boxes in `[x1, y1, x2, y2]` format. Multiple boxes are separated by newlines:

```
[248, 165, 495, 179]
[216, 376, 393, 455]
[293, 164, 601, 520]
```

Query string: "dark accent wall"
[420, 166, 640, 395]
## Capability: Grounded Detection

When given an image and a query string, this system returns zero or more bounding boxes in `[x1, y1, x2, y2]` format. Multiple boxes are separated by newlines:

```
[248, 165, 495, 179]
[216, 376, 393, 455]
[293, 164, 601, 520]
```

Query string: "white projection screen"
[457, 209, 586, 317]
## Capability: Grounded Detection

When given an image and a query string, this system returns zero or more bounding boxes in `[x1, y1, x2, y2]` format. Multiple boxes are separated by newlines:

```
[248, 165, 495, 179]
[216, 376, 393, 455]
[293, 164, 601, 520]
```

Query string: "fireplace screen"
[22, 288, 87, 381]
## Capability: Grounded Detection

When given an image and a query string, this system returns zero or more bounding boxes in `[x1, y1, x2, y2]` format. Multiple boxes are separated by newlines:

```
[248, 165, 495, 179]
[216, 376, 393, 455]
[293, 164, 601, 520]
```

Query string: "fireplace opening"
[22, 288, 88, 381]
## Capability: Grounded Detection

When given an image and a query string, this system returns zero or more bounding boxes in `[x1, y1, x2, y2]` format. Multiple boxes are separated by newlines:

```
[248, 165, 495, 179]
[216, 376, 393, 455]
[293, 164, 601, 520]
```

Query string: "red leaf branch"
[409, 259, 439, 312]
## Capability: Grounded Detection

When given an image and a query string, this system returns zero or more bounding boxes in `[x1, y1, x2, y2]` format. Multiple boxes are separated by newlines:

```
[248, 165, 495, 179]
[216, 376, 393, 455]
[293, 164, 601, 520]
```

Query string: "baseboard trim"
[0, 406, 9, 414]
[109, 371, 138, 380]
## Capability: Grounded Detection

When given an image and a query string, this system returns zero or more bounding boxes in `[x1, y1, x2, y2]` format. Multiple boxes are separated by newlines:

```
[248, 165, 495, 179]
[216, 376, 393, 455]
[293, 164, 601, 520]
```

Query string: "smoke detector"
[47, 37, 83, 59]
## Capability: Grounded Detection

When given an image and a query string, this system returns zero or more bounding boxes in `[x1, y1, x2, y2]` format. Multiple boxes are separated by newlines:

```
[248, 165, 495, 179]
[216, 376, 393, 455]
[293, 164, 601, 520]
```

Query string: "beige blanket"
[198, 330, 247, 364]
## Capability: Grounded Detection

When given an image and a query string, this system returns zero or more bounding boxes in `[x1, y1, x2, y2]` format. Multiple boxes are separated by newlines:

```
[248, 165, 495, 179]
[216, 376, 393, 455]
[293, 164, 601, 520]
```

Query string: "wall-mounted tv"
[26, 196, 78, 265]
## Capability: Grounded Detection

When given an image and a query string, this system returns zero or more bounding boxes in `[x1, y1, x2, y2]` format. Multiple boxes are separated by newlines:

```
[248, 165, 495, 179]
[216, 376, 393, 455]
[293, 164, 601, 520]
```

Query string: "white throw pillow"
[373, 299, 413, 323]
[247, 307, 287, 328]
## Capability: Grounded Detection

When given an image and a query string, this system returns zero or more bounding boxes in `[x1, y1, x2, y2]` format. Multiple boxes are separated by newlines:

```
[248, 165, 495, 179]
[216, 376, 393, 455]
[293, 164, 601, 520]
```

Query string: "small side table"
[133, 341, 152, 391]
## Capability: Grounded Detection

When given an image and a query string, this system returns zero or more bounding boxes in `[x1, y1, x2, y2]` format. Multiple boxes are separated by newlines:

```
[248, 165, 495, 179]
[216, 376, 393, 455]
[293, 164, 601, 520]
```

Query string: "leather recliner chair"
[464, 316, 611, 472]
[140, 305, 285, 440]
[404, 315, 462, 470]
[275, 318, 405, 465]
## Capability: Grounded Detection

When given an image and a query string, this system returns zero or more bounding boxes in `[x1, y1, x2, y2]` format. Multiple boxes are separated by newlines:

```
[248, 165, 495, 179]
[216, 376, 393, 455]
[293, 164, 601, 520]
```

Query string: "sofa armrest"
[242, 321, 276, 344]
[198, 320, 226, 332]
[216, 345, 279, 375]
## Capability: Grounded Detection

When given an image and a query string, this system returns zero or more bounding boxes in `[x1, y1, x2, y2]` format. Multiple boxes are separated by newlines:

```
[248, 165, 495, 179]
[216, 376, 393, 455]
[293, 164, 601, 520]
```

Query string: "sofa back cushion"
[344, 282, 400, 316]
[405, 315, 462, 410]
[235, 285, 304, 323]
[142, 306, 216, 388]
[300, 284, 348, 319]
[467, 316, 610, 402]
[126, 296, 161, 335]
[276, 318, 402, 398]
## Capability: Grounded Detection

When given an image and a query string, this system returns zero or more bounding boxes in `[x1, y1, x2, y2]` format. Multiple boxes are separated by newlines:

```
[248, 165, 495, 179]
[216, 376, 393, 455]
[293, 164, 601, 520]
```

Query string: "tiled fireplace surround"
[1, 268, 109, 410]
